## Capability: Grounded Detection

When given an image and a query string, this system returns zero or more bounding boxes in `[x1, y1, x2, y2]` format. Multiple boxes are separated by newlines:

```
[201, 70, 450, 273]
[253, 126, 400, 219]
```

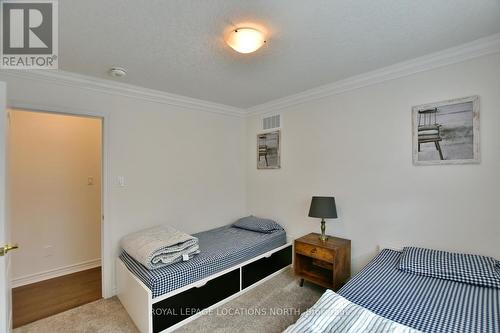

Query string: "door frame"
[0, 82, 10, 332]
[6, 100, 112, 299]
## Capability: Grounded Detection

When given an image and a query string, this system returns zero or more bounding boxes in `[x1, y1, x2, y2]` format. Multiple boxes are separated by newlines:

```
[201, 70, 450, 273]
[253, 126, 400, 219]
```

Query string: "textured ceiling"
[60, 0, 500, 108]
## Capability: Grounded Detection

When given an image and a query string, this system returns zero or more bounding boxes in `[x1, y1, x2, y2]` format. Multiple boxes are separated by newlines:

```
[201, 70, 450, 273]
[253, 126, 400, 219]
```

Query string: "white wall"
[8, 110, 102, 285]
[0, 74, 246, 296]
[246, 53, 500, 273]
[1, 51, 499, 294]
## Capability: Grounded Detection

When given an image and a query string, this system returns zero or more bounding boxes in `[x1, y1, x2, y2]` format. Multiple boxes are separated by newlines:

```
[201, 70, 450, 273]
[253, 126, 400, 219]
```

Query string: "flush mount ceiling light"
[109, 66, 127, 78]
[226, 28, 266, 54]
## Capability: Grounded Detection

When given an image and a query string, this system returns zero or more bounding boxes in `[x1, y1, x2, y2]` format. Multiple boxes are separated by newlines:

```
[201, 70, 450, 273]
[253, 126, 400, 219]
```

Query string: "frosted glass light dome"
[226, 28, 266, 54]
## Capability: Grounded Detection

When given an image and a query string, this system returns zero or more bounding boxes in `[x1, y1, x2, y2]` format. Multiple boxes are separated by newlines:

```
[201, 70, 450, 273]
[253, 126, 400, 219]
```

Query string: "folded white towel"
[121, 225, 200, 270]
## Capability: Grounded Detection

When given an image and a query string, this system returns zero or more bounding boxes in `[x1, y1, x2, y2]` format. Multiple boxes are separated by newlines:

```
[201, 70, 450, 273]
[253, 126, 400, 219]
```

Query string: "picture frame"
[257, 130, 281, 169]
[412, 95, 479, 166]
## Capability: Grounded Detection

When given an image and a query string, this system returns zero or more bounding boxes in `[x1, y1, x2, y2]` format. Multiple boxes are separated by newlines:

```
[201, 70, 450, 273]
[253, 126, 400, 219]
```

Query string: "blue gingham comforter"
[340, 249, 500, 333]
[286, 249, 500, 333]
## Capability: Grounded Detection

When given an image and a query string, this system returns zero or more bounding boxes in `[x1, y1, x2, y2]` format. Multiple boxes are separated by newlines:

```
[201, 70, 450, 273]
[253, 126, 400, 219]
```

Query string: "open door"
[0, 81, 16, 332]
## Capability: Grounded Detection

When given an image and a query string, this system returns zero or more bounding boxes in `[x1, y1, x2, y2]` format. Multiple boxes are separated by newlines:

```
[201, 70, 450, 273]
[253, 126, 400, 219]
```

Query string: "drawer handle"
[310, 248, 317, 254]
[195, 280, 208, 288]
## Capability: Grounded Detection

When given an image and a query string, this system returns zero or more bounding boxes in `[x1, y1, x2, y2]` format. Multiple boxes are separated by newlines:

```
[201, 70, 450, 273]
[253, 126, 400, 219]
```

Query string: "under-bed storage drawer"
[152, 268, 240, 333]
[242, 245, 292, 289]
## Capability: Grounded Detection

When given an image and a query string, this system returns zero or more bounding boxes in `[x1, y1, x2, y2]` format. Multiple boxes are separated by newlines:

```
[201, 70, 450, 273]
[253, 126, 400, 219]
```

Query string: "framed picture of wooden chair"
[257, 130, 281, 169]
[412, 96, 479, 165]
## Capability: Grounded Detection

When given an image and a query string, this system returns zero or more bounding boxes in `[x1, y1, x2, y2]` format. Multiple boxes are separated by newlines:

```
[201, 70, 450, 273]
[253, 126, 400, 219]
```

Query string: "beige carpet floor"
[14, 268, 324, 333]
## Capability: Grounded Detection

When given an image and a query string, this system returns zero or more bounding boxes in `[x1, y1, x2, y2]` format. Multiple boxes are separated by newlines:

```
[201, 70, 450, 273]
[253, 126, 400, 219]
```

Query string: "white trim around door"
[6, 100, 112, 298]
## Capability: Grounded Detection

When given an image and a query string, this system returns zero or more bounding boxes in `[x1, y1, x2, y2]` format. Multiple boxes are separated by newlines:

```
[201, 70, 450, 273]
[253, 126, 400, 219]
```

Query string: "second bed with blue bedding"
[337, 249, 500, 333]
[120, 225, 287, 298]
[286, 249, 500, 333]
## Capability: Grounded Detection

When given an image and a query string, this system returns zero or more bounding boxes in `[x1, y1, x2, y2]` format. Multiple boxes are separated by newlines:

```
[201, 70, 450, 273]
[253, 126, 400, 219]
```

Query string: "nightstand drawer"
[295, 241, 334, 263]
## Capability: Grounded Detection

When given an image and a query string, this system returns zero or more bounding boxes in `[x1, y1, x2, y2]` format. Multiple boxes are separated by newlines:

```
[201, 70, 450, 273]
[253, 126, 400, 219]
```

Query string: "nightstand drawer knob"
[310, 248, 317, 254]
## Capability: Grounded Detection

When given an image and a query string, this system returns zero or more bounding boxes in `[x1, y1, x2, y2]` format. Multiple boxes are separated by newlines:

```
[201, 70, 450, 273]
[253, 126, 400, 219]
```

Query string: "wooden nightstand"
[294, 233, 351, 290]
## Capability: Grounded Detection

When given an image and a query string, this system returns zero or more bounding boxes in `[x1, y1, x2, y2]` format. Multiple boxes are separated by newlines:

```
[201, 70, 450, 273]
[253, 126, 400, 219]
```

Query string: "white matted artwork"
[257, 130, 281, 169]
[412, 95, 479, 166]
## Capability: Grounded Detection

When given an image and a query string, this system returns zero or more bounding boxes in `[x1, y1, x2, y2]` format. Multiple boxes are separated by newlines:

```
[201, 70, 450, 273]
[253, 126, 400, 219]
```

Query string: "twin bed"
[117, 220, 500, 333]
[117, 221, 292, 333]
[287, 248, 500, 333]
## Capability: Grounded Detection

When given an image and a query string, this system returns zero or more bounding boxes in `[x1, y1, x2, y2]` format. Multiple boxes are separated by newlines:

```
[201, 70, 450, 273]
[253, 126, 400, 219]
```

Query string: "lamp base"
[319, 219, 328, 242]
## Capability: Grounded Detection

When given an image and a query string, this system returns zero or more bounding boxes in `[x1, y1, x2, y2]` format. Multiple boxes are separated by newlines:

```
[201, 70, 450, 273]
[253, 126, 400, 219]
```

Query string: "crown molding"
[0, 69, 247, 117]
[246, 33, 500, 116]
[1, 33, 499, 118]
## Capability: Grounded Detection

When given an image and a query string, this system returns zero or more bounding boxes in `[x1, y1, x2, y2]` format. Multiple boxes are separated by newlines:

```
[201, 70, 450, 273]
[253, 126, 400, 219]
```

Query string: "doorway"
[7, 109, 103, 328]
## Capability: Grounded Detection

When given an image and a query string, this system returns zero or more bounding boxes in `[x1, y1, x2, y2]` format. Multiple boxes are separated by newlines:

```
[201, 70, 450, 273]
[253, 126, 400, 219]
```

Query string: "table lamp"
[308, 196, 337, 242]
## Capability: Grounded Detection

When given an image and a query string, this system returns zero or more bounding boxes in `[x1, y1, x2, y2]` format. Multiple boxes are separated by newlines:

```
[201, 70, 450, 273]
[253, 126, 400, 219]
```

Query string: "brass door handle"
[0, 244, 19, 256]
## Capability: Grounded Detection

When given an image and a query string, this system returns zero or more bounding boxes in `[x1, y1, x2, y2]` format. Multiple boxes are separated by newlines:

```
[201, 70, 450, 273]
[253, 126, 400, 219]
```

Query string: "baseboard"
[11, 258, 101, 288]
[108, 286, 117, 298]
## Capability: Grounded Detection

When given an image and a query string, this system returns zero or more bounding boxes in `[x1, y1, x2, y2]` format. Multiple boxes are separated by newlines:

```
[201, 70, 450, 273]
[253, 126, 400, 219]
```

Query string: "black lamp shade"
[308, 196, 337, 219]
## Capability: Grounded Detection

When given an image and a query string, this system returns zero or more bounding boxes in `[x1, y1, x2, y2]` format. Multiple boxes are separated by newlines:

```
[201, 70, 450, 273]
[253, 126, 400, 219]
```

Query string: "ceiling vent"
[262, 113, 281, 131]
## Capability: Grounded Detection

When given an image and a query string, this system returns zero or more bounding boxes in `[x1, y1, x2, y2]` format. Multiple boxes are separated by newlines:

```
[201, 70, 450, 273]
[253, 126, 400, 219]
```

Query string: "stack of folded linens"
[120, 225, 200, 270]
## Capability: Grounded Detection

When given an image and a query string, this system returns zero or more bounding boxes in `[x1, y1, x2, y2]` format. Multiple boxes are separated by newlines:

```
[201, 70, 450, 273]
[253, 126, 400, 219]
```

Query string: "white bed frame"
[116, 242, 293, 333]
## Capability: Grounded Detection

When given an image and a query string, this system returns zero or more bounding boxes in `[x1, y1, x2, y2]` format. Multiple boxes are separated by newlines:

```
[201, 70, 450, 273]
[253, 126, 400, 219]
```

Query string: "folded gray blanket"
[120, 225, 200, 270]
